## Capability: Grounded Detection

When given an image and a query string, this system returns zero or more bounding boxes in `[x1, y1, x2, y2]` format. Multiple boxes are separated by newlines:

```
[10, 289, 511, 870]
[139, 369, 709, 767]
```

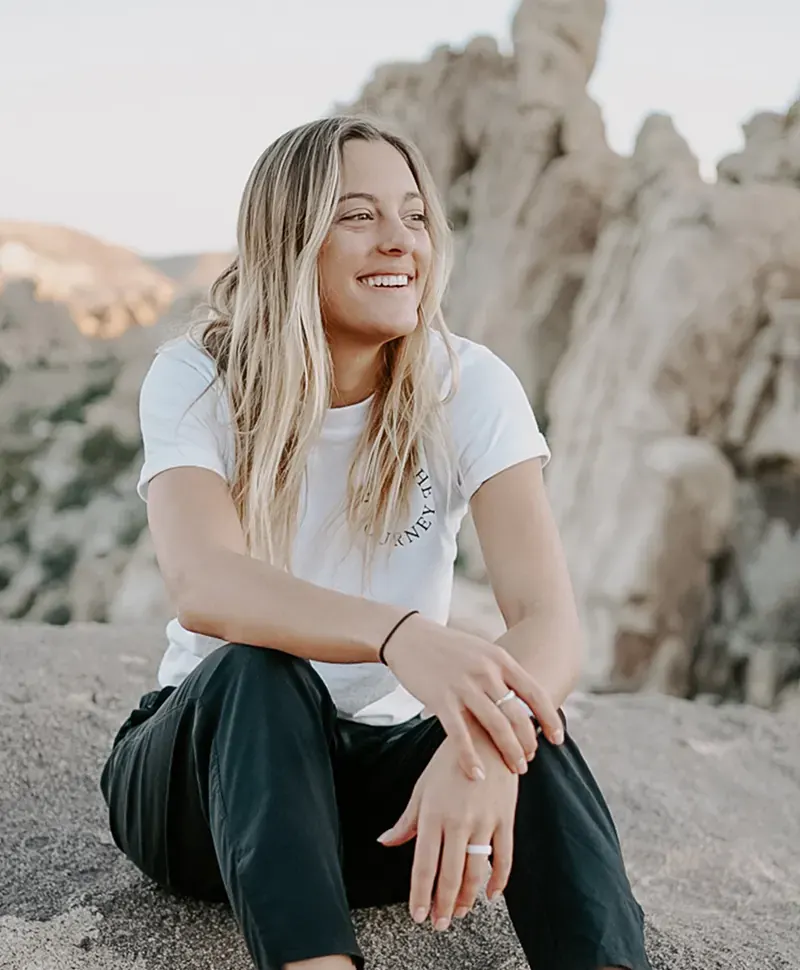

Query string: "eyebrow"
[337, 191, 424, 205]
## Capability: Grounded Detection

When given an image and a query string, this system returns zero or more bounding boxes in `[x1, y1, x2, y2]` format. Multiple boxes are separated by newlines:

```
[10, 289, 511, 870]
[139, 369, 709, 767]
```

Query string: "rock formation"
[545, 114, 800, 703]
[343, 0, 800, 708]
[0, 238, 192, 626]
[0, 221, 174, 338]
[346, 0, 618, 418]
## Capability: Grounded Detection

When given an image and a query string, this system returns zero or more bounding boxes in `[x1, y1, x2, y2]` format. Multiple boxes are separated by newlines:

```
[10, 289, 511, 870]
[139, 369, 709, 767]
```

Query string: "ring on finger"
[465, 843, 493, 856]
[494, 689, 517, 708]
[496, 689, 536, 723]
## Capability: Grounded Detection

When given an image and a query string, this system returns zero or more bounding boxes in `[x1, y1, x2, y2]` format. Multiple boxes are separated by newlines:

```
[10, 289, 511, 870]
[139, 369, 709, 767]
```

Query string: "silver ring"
[494, 689, 517, 708]
[465, 843, 492, 856]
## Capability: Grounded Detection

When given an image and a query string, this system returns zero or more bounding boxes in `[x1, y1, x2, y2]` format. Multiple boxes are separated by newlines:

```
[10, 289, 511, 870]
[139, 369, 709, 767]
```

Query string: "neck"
[328, 340, 385, 408]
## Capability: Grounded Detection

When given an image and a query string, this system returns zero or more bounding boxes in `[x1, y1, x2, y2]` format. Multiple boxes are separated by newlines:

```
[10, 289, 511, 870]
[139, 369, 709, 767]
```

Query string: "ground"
[1, 622, 798, 969]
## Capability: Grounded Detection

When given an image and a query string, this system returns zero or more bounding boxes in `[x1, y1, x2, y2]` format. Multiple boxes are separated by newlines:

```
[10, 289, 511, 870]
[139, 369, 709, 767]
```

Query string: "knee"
[514, 730, 620, 844]
[216, 640, 304, 678]
[193, 642, 332, 719]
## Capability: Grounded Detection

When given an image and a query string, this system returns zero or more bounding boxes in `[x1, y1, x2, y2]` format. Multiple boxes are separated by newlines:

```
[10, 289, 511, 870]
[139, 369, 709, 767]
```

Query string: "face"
[318, 138, 432, 346]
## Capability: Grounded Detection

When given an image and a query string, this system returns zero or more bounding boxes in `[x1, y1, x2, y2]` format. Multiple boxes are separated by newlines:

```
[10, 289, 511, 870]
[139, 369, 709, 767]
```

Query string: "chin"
[378, 316, 420, 341]
[351, 314, 419, 343]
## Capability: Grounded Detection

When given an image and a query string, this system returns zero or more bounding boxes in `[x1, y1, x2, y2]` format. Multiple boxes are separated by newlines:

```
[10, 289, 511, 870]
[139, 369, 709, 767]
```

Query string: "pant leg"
[336, 713, 651, 970]
[99, 642, 364, 970]
[504, 718, 651, 970]
[335, 713, 449, 910]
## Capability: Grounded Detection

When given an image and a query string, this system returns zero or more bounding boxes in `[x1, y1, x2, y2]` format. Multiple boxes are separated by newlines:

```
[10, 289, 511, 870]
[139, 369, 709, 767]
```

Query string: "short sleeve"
[453, 344, 550, 502]
[136, 341, 232, 501]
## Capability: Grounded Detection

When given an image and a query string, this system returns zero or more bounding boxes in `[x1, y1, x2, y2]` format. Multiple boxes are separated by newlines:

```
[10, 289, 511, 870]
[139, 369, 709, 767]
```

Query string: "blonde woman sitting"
[100, 116, 650, 970]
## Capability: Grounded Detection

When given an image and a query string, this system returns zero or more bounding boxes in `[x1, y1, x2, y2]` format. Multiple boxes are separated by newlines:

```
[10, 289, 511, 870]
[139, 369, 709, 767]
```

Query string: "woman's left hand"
[377, 715, 523, 930]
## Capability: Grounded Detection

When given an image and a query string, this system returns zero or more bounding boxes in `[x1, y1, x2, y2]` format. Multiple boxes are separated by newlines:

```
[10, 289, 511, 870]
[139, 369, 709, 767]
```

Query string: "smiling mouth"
[358, 273, 415, 289]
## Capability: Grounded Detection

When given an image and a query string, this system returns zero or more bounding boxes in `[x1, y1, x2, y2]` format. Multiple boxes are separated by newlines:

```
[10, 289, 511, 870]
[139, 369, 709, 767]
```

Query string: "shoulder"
[139, 331, 227, 426]
[140, 333, 219, 401]
[430, 329, 523, 405]
[150, 332, 218, 383]
[430, 330, 550, 500]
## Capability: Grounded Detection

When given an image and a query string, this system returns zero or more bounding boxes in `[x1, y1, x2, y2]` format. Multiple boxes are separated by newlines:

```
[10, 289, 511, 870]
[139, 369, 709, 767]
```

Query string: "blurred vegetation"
[54, 427, 141, 511]
[48, 374, 117, 424]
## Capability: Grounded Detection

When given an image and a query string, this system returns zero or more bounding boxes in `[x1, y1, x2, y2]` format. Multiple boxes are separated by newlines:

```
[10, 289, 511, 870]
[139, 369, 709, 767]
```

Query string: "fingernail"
[554, 728, 564, 744]
[526, 749, 536, 761]
[489, 890, 503, 902]
[454, 907, 469, 919]
[472, 765, 486, 782]
[434, 917, 450, 932]
[517, 757, 528, 773]
[412, 907, 427, 923]
[377, 830, 392, 843]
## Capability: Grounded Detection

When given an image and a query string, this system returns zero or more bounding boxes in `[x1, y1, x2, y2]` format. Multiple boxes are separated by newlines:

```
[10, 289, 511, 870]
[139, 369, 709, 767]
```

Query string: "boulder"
[717, 100, 800, 187]
[2, 622, 799, 969]
[544, 115, 800, 703]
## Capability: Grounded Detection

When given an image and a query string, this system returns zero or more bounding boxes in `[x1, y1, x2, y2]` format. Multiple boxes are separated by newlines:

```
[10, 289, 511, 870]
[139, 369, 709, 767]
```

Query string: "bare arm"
[147, 465, 565, 780]
[470, 457, 584, 708]
[147, 466, 409, 663]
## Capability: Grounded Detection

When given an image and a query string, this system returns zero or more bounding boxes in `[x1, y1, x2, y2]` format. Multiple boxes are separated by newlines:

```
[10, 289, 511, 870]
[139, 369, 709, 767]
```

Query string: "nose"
[377, 214, 414, 255]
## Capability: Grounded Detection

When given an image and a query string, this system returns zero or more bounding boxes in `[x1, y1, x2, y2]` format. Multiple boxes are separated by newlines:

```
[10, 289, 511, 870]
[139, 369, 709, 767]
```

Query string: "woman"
[99, 116, 650, 970]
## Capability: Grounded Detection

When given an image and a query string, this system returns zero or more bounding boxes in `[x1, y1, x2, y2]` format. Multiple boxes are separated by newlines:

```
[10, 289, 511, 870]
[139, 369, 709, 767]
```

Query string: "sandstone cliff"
[343, 0, 800, 708]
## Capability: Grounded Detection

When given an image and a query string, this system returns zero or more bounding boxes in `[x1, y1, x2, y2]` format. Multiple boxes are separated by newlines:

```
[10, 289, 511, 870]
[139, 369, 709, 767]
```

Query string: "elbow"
[175, 589, 207, 636]
[172, 567, 219, 638]
[176, 584, 225, 639]
[177, 598, 230, 641]
[176, 600, 210, 636]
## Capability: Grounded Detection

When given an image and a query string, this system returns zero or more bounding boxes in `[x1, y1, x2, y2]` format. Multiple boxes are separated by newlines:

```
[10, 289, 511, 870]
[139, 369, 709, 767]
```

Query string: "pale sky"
[1, 0, 798, 257]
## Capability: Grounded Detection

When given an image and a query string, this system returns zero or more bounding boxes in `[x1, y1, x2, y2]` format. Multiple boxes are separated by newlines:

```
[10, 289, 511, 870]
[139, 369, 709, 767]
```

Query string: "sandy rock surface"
[1, 622, 798, 969]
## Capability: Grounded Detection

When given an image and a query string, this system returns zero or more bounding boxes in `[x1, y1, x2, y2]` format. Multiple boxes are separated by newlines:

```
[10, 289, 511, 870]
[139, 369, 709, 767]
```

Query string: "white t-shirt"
[137, 330, 550, 726]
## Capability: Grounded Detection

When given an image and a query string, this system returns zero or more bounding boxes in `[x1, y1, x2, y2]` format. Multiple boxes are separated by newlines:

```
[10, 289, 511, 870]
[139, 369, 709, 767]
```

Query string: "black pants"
[99, 642, 650, 970]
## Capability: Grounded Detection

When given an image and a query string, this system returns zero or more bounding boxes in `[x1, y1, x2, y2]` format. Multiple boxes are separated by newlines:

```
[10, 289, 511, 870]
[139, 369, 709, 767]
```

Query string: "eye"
[407, 212, 428, 225]
[342, 211, 373, 222]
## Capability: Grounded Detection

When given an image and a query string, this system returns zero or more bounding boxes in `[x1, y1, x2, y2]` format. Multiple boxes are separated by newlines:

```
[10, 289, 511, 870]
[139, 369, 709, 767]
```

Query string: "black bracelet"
[378, 609, 419, 666]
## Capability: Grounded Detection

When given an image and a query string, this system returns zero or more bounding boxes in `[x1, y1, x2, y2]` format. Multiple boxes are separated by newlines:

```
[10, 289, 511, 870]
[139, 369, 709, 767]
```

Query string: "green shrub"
[79, 426, 141, 485]
[54, 426, 140, 510]
[42, 603, 72, 626]
[0, 450, 40, 518]
[49, 375, 117, 423]
[40, 544, 78, 583]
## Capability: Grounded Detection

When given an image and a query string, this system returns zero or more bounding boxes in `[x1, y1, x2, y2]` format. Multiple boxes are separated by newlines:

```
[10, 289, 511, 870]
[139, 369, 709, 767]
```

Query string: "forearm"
[178, 546, 409, 664]
[438, 608, 582, 774]
[494, 607, 583, 710]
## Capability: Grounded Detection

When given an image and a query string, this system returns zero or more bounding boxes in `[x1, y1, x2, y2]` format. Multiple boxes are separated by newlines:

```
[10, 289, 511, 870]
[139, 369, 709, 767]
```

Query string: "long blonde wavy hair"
[187, 116, 461, 579]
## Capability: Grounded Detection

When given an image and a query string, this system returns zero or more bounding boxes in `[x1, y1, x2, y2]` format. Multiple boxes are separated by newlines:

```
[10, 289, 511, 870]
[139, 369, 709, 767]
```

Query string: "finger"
[466, 690, 528, 774]
[409, 816, 442, 925]
[377, 787, 420, 847]
[453, 833, 492, 918]
[432, 822, 470, 930]
[485, 821, 514, 900]
[499, 654, 564, 745]
[495, 690, 539, 762]
[437, 701, 487, 782]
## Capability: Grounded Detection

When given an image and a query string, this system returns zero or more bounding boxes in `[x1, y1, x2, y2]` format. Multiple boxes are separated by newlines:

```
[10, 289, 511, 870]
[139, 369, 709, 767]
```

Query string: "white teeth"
[364, 274, 409, 287]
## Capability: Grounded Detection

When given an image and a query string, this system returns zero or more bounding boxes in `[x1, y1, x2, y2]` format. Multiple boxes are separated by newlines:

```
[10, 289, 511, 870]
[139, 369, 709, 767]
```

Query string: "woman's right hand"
[383, 614, 564, 781]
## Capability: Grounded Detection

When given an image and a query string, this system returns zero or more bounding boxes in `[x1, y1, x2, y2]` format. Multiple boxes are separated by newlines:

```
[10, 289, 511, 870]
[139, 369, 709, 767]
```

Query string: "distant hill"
[146, 250, 233, 296]
[0, 220, 174, 338]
